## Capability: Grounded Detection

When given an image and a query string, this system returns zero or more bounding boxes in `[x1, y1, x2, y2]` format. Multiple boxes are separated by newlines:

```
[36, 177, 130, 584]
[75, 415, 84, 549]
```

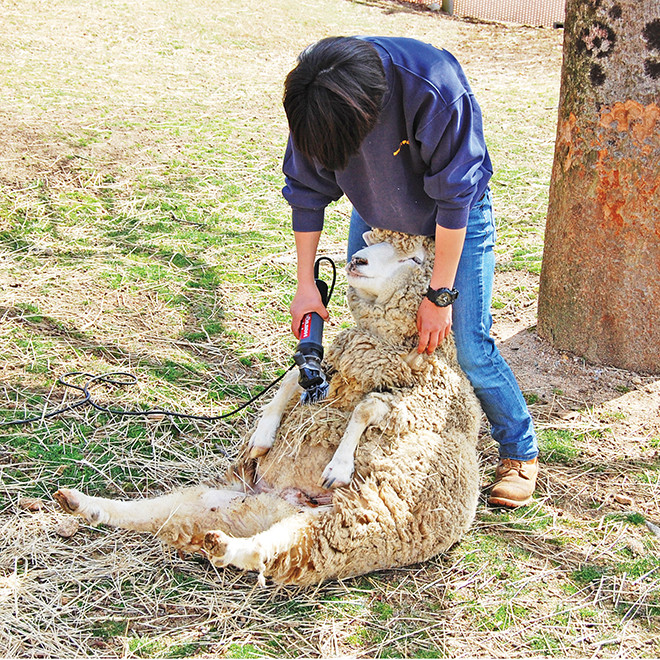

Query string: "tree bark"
[537, 0, 660, 374]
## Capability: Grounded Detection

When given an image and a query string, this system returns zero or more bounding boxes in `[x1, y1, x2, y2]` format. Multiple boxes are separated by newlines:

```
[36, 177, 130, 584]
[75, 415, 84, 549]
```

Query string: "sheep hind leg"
[248, 368, 302, 458]
[54, 486, 245, 550]
[203, 510, 318, 585]
[321, 395, 390, 489]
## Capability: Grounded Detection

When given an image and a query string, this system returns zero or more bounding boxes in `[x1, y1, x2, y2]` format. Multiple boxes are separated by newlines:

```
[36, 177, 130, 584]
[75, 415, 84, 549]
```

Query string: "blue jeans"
[347, 192, 538, 461]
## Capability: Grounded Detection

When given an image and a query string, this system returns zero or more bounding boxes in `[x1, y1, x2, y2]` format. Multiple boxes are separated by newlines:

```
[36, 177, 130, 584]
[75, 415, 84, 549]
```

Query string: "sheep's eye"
[398, 255, 423, 265]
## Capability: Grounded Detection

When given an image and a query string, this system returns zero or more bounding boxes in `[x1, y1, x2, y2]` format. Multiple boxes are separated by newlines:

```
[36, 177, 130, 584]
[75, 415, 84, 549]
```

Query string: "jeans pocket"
[473, 188, 489, 211]
[467, 189, 495, 246]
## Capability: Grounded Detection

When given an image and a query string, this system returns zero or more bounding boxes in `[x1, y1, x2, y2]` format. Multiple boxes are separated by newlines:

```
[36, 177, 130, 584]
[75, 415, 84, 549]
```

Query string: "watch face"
[437, 292, 452, 306]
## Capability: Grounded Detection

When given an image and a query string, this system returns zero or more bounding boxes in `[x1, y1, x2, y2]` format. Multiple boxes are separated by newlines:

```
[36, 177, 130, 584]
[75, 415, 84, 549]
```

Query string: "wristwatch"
[425, 286, 459, 307]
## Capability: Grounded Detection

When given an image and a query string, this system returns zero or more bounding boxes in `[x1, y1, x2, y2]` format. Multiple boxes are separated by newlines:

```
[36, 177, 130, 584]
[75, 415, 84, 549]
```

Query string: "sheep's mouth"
[346, 267, 367, 278]
[346, 257, 369, 277]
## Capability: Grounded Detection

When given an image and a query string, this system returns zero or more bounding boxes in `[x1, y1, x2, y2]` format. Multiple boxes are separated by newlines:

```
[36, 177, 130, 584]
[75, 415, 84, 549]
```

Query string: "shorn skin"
[55, 229, 481, 587]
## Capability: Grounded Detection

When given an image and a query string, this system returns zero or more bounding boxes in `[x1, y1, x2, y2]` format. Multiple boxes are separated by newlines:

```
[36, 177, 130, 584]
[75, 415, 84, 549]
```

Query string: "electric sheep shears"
[293, 257, 335, 405]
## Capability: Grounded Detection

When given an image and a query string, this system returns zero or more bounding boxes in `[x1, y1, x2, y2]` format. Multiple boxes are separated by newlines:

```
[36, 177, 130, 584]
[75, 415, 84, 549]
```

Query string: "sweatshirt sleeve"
[282, 138, 344, 232]
[417, 93, 490, 230]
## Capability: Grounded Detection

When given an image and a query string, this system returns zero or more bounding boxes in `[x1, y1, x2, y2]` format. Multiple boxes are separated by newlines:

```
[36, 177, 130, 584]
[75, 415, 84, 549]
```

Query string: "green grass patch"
[478, 504, 553, 532]
[527, 633, 564, 656]
[538, 428, 581, 464]
[151, 359, 199, 384]
[613, 554, 660, 580]
[14, 302, 45, 323]
[226, 643, 263, 659]
[604, 512, 647, 526]
[2, 420, 210, 497]
[4, 429, 151, 496]
[475, 601, 530, 631]
[92, 619, 128, 639]
[523, 392, 540, 405]
[571, 565, 604, 585]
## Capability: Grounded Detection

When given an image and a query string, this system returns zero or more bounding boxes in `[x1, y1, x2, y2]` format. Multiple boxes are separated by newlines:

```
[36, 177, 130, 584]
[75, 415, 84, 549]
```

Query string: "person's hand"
[416, 297, 452, 354]
[290, 283, 329, 338]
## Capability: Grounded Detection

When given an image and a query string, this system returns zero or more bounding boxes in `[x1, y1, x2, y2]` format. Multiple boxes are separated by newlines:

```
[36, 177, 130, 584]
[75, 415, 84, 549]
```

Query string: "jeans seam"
[459, 201, 537, 461]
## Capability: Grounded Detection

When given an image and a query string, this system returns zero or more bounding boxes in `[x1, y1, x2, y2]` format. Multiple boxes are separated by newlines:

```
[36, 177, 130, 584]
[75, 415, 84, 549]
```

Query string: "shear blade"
[301, 381, 329, 405]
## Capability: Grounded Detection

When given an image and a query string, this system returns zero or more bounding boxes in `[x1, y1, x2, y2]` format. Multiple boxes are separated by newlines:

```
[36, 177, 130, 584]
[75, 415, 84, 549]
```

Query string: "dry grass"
[1, 0, 659, 657]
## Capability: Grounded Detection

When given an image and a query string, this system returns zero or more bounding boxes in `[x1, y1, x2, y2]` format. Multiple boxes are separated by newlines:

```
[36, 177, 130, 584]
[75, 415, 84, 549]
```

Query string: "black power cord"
[314, 255, 336, 303]
[1, 366, 295, 428]
[2, 257, 338, 429]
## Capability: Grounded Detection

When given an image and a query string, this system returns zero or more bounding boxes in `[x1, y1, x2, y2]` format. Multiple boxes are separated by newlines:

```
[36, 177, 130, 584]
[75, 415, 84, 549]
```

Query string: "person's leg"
[347, 208, 371, 261]
[452, 190, 538, 467]
[351, 197, 537, 505]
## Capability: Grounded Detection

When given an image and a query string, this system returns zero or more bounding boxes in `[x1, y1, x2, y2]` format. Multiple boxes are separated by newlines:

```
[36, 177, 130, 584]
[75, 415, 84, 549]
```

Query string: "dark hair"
[283, 37, 387, 171]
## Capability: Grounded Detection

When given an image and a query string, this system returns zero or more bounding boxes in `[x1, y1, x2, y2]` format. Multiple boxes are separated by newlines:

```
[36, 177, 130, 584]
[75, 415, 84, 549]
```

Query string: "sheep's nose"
[350, 256, 368, 267]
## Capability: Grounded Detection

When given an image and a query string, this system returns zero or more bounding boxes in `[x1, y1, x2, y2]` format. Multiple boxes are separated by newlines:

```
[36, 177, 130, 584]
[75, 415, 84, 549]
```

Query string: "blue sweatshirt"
[282, 37, 492, 235]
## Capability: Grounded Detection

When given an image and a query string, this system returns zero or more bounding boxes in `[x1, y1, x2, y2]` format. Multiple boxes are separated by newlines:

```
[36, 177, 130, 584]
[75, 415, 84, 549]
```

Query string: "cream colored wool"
[55, 229, 481, 587]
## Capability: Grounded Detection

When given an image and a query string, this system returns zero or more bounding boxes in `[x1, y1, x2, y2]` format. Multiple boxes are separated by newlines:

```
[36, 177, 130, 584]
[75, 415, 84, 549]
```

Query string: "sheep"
[54, 228, 481, 587]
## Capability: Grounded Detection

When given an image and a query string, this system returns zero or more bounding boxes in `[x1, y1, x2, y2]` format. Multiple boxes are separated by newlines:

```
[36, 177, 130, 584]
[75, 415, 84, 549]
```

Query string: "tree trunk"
[537, 0, 660, 374]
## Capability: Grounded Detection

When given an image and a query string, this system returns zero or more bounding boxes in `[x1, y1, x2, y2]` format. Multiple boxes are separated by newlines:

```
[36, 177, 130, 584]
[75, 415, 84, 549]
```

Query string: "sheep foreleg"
[248, 368, 301, 458]
[320, 395, 390, 488]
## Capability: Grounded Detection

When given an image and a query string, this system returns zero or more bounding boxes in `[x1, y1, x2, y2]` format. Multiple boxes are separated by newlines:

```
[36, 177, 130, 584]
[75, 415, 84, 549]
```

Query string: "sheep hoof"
[53, 488, 81, 515]
[248, 444, 271, 459]
[247, 419, 278, 459]
[203, 530, 230, 563]
[54, 488, 105, 525]
[321, 477, 343, 489]
[320, 461, 354, 490]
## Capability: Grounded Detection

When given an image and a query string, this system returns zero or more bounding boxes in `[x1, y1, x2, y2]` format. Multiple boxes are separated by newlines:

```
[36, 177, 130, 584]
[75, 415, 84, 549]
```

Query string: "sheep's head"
[346, 229, 434, 344]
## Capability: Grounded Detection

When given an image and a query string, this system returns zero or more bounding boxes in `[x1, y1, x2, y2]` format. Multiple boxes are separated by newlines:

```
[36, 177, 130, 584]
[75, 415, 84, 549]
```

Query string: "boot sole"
[487, 494, 533, 508]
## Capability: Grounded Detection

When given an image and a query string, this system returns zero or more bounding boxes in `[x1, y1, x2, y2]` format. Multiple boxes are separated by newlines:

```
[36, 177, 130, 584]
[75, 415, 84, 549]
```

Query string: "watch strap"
[425, 286, 459, 307]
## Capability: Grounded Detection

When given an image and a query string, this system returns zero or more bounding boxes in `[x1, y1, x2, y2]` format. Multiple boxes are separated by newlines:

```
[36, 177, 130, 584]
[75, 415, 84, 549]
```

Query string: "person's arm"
[283, 138, 343, 233]
[414, 91, 488, 353]
[290, 230, 330, 339]
[283, 138, 343, 338]
[416, 224, 466, 354]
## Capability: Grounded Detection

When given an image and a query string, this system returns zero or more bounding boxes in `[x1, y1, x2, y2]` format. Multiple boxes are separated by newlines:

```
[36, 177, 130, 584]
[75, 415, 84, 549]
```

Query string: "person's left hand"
[416, 298, 452, 354]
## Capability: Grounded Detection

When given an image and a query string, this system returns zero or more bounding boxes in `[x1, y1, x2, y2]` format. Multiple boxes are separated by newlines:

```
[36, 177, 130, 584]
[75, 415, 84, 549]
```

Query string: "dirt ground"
[494, 272, 658, 407]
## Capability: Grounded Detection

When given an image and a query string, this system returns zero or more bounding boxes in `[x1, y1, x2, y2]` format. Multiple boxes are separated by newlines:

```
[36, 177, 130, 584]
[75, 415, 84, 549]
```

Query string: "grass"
[1, 0, 659, 658]
[538, 428, 582, 464]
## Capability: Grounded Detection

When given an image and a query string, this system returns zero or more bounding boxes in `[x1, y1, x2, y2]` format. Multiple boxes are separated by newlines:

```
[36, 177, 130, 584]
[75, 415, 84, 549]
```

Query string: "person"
[281, 36, 538, 507]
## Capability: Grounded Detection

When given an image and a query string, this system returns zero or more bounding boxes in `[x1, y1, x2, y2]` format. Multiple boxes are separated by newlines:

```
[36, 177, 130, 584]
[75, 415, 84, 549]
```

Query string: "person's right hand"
[290, 283, 329, 338]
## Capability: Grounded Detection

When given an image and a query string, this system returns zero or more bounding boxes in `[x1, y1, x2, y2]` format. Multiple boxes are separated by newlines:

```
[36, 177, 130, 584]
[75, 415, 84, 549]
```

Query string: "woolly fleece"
[221, 228, 482, 585]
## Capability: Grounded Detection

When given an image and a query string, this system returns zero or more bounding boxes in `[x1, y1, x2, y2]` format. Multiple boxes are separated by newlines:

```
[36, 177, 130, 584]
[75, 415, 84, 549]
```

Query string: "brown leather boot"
[488, 457, 538, 508]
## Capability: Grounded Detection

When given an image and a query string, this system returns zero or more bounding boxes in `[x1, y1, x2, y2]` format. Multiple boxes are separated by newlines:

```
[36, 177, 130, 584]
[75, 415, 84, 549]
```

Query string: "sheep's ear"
[363, 231, 376, 246]
[410, 247, 426, 265]
[399, 246, 426, 266]
[422, 236, 436, 259]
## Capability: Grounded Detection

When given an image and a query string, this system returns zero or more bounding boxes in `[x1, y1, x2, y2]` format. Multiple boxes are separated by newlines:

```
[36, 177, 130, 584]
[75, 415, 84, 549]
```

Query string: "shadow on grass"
[0, 304, 272, 412]
[96, 213, 281, 349]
